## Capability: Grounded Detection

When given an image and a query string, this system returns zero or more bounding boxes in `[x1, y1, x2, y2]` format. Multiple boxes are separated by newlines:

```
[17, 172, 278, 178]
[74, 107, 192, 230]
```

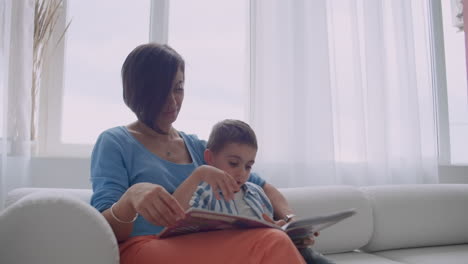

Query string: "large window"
[40, 0, 467, 164]
[42, 0, 249, 157]
[60, 0, 150, 145]
[168, 0, 249, 140]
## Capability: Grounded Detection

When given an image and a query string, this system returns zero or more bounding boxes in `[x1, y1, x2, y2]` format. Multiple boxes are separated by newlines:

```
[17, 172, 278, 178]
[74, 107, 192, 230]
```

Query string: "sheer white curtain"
[465, 0, 468, 85]
[250, 0, 439, 187]
[0, 0, 34, 209]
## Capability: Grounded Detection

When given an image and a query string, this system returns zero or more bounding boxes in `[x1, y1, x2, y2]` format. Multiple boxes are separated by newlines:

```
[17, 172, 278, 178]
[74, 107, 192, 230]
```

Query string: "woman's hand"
[262, 213, 287, 227]
[262, 213, 319, 248]
[195, 165, 240, 201]
[126, 183, 186, 227]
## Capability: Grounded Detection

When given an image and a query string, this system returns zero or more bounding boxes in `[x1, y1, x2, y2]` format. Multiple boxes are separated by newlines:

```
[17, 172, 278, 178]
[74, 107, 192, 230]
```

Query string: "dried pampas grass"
[32, 0, 71, 140]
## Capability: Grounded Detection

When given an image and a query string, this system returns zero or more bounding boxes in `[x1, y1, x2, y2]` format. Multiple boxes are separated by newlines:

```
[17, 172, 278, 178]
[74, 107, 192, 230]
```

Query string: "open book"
[158, 208, 356, 239]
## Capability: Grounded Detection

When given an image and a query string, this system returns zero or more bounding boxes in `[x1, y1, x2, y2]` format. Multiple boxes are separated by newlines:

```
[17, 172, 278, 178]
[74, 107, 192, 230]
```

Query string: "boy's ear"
[204, 149, 213, 165]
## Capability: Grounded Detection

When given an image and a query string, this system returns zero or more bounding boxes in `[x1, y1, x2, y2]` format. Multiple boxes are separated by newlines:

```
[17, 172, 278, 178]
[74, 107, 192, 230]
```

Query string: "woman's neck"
[135, 121, 178, 141]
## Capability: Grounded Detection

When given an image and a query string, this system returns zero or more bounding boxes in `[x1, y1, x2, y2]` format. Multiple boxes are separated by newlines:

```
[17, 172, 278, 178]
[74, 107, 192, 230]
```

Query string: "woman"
[90, 43, 309, 263]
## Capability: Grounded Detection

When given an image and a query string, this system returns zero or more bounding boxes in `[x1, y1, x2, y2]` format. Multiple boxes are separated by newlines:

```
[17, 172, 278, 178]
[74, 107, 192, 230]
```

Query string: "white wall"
[31, 157, 91, 189]
[28, 157, 468, 189]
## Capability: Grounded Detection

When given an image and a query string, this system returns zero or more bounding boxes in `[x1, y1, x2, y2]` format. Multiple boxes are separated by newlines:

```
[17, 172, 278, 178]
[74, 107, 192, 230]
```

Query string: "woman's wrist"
[115, 189, 139, 222]
[110, 202, 138, 223]
[283, 214, 296, 223]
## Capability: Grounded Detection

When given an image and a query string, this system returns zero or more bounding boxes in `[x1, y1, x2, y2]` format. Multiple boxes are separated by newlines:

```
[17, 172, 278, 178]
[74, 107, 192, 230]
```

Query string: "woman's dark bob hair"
[122, 43, 185, 133]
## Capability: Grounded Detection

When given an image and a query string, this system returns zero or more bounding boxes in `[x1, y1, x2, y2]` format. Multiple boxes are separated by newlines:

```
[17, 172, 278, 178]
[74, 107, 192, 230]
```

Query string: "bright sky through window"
[61, 0, 150, 144]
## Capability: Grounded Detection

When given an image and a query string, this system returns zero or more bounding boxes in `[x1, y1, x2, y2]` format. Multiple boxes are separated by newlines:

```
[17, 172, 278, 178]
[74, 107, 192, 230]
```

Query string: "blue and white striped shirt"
[189, 181, 274, 220]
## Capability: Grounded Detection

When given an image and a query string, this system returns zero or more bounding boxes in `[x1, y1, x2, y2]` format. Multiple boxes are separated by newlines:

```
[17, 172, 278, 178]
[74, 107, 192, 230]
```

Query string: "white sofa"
[1, 184, 467, 264]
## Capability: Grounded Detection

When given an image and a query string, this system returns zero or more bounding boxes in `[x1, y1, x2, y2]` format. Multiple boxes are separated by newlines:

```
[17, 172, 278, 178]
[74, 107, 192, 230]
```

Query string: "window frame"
[37, 0, 75, 157]
[429, 0, 452, 165]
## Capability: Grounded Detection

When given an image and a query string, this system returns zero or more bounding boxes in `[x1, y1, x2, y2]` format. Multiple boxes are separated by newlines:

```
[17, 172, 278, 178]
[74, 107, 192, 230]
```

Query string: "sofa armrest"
[0, 192, 119, 264]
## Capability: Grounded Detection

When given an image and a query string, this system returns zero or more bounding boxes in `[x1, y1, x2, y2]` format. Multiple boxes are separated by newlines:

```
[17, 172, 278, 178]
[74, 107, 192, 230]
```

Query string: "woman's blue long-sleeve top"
[90, 126, 266, 237]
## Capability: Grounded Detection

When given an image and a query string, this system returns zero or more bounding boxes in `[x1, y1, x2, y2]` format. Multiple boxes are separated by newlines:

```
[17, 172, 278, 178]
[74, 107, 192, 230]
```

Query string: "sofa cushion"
[361, 184, 468, 252]
[374, 244, 468, 264]
[326, 251, 404, 264]
[280, 186, 373, 254]
[0, 191, 118, 264]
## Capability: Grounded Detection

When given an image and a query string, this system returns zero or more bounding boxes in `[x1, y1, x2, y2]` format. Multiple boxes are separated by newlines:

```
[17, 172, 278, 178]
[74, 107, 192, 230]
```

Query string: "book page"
[283, 208, 356, 240]
[158, 208, 356, 239]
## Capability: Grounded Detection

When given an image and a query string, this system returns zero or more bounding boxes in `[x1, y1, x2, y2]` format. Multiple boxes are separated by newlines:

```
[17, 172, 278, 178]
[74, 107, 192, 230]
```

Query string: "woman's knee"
[256, 228, 296, 248]
[263, 228, 291, 240]
[252, 229, 305, 263]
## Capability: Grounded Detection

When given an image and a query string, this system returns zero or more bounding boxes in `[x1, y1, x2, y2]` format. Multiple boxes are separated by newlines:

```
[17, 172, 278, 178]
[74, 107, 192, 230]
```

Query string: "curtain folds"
[251, 0, 439, 187]
[0, 0, 34, 209]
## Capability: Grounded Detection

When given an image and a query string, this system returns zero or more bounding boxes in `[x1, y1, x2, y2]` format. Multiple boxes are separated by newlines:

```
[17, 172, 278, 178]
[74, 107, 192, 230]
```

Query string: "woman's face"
[157, 67, 185, 128]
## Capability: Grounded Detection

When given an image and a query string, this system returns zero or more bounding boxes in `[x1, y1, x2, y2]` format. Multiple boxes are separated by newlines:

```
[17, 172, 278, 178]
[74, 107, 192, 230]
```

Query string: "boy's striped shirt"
[189, 181, 274, 220]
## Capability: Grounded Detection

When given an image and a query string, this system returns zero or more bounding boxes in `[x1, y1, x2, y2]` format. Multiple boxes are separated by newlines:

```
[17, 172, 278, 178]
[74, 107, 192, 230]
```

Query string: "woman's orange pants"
[120, 228, 306, 264]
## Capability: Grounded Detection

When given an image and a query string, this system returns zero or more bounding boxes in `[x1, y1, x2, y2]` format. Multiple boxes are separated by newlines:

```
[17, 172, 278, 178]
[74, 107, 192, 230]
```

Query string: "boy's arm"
[262, 183, 295, 221]
[174, 165, 239, 211]
[172, 168, 204, 211]
[174, 165, 234, 211]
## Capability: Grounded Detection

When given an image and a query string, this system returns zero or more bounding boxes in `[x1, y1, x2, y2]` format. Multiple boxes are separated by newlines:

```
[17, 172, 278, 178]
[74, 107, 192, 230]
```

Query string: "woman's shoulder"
[94, 126, 134, 148]
[97, 126, 131, 140]
[99, 126, 127, 137]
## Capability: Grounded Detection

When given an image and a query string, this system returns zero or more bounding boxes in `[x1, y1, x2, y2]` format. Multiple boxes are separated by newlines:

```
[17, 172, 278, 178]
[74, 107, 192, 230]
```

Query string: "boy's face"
[205, 143, 257, 188]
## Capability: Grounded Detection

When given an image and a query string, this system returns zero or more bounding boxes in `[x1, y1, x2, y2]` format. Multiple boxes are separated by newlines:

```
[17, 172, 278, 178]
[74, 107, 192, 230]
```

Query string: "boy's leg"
[298, 247, 336, 264]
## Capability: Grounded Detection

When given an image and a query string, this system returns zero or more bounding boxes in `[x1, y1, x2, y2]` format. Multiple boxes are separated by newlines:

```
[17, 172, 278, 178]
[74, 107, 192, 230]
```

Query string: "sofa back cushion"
[280, 186, 373, 254]
[361, 184, 468, 252]
[7, 186, 375, 255]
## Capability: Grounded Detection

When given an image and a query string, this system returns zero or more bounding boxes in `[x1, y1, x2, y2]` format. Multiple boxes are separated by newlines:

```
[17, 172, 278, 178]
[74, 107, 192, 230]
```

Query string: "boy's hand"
[292, 235, 317, 248]
[292, 230, 319, 248]
[196, 165, 240, 201]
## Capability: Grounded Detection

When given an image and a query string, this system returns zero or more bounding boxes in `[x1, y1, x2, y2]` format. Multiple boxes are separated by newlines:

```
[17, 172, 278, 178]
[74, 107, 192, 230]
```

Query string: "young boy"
[176, 119, 334, 264]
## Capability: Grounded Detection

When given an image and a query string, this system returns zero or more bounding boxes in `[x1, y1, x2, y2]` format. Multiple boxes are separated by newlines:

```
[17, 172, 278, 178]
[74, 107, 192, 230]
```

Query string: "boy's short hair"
[207, 119, 258, 153]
